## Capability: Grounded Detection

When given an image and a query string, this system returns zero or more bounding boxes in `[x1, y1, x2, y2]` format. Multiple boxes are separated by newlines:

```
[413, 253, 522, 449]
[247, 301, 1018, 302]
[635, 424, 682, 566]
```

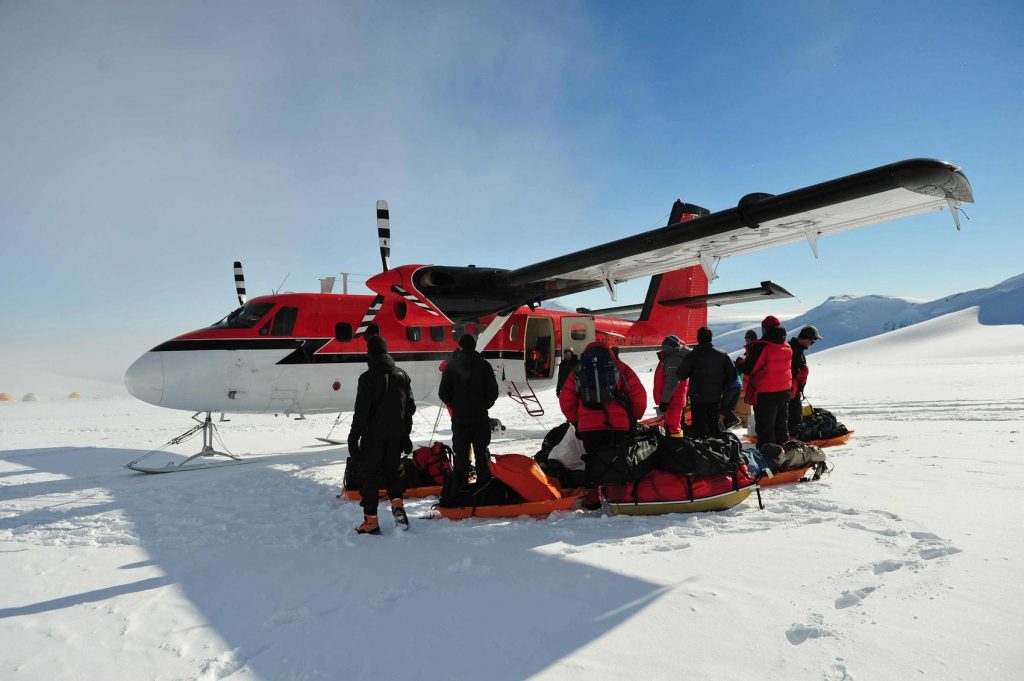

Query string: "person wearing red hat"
[737, 315, 793, 449]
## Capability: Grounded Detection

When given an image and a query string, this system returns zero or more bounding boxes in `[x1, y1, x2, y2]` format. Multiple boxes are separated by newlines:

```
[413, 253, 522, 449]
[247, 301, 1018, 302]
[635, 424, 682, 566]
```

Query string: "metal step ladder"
[506, 380, 545, 417]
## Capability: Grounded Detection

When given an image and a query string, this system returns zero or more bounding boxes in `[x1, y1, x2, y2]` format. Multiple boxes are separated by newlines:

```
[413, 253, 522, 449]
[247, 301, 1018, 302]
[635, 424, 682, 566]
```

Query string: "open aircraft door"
[560, 315, 595, 356]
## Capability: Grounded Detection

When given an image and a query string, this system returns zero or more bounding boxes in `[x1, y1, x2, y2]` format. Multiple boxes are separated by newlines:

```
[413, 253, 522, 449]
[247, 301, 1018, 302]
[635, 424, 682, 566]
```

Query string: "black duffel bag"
[653, 431, 744, 476]
[582, 426, 659, 485]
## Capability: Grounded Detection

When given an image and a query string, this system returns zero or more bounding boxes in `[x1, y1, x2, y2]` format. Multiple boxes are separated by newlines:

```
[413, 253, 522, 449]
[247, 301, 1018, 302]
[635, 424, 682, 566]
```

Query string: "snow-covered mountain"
[712, 272, 1024, 354]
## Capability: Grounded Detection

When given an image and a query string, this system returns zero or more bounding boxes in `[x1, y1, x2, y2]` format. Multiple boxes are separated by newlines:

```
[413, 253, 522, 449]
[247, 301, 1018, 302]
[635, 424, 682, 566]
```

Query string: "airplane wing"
[406, 158, 973, 320]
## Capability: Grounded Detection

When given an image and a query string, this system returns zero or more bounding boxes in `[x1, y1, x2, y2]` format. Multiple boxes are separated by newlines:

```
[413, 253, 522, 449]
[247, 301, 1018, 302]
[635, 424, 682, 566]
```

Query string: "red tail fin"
[632, 200, 710, 344]
[634, 266, 708, 344]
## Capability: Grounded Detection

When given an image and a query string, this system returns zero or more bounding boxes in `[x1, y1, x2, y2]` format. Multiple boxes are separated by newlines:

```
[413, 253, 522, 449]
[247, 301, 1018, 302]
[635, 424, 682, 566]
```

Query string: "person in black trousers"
[439, 333, 500, 485]
[348, 335, 416, 535]
[675, 326, 737, 438]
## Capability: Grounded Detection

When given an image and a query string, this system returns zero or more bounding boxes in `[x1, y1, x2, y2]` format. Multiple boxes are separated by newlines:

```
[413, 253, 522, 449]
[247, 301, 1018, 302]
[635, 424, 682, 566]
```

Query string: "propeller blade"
[376, 200, 391, 272]
[233, 261, 247, 306]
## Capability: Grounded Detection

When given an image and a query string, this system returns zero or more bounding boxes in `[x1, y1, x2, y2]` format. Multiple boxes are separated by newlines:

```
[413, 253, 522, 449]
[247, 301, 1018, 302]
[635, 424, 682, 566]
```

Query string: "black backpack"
[794, 408, 848, 441]
[438, 476, 524, 509]
[575, 345, 621, 409]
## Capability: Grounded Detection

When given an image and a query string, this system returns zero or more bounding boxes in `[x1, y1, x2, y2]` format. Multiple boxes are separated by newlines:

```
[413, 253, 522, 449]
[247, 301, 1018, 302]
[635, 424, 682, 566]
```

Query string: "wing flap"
[501, 158, 972, 289]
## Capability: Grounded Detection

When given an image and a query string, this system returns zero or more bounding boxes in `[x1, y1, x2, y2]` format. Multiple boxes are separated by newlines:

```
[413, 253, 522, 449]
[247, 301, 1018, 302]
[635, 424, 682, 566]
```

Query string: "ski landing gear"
[124, 412, 249, 474]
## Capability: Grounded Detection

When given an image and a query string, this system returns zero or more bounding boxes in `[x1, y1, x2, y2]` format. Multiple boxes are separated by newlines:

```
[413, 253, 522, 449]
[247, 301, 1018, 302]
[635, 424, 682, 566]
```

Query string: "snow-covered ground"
[2, 306, 1023, 680]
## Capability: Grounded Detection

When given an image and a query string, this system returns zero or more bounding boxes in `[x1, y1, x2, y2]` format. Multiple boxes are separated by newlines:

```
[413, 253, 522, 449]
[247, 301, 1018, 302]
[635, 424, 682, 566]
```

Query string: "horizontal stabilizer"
[578, 280, 793, 317]
[659, 280, 794, 308]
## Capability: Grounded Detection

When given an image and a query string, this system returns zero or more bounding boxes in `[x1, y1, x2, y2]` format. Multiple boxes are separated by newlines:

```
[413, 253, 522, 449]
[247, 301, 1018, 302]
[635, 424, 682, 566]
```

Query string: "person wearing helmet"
[788, 325, 822, 433]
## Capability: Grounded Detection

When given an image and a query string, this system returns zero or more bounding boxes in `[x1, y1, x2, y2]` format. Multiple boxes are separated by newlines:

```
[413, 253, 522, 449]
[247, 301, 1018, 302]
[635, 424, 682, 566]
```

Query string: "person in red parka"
[560, 340, 647, 505]
[739, 318, 793, 450]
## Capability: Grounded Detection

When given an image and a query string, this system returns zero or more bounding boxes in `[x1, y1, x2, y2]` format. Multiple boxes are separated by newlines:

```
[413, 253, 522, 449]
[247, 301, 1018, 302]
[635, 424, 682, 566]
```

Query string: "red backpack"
[412, 443, 455, 484]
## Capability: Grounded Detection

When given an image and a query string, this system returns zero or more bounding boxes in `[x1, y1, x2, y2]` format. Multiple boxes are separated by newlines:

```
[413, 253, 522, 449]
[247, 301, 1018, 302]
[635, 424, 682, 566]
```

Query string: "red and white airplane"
[123, 158, 972, 471]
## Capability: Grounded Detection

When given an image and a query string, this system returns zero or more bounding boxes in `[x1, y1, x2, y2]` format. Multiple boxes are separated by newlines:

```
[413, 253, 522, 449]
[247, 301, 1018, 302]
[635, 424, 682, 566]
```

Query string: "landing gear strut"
[124, 412, 245, 473]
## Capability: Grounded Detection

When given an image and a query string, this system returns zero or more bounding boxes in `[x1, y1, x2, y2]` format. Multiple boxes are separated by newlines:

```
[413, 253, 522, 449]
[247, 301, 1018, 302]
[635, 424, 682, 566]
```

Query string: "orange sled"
[743, 431, 854, 448]
[756, 466, 813, 487]
[339, 485, 442, 501]
[435, 492, 584, 520]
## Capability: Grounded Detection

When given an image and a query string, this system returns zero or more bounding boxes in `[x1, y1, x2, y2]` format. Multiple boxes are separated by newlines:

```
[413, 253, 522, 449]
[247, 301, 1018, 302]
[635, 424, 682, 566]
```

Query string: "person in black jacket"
[555, 348, 578, 396]
[788, 325, 821, 433]
[438, 333, 500, 485]
[348, 335, 416, 535]
[675, 326, 737, 438]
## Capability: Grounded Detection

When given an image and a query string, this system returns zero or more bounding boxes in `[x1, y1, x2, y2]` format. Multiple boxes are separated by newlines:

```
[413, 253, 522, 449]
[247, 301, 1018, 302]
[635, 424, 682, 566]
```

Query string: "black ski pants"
[720, 385, 741, 422]
[357, 435, 405, 516]
[579, 430, 630, 487]
[688, 401, 722, 438]
[754, 390, 790, 449]
[788, 396, 804, 435]
[452, 421, 492, 485]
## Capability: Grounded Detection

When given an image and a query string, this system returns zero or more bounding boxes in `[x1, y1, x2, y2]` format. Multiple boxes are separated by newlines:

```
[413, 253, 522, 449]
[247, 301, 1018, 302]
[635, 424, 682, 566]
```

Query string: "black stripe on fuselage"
[148, 338, 532, 364]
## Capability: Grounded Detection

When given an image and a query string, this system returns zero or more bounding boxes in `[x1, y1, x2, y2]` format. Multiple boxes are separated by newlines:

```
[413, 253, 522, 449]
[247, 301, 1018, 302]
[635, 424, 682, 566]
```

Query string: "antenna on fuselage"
[233, 261, 247, 306]
[377, 200, 391, 272]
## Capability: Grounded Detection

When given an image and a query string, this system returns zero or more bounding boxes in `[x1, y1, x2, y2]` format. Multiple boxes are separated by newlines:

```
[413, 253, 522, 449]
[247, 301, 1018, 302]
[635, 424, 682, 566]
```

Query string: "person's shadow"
[0, 443, 705, 680]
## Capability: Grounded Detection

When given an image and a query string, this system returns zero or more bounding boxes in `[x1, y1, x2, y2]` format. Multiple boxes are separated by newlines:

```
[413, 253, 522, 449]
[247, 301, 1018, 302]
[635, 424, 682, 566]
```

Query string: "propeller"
[376, 200, 391, 272]
[233, 261, 247, 306]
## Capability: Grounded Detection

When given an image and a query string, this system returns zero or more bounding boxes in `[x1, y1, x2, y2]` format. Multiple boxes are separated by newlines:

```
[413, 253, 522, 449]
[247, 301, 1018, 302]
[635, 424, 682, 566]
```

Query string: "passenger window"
[406, 326, 422, 342]
[430, 326, 445, 342]
[335, 323, 353, 342]
[570, 323, 588, 341]
[271, 307, 299, 336]
[452, 324, 466, 339]
[394, 300, 407, 321]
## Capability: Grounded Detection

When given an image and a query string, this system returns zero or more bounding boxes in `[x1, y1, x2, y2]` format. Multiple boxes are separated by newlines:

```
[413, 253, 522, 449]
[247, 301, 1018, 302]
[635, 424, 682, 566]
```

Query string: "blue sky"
[1, 0, 1021, 381]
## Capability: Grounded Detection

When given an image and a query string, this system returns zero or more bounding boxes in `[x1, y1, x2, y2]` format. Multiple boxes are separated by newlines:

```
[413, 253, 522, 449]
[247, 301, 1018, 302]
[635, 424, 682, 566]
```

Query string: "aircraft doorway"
[524, 317, 554, 379]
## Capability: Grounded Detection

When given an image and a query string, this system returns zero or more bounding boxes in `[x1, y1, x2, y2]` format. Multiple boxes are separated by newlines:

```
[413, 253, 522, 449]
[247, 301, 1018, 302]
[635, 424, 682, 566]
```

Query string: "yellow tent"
[22, 393, 39, 402]
[69, 392, 82, 399]
[0, 392, 14, 402]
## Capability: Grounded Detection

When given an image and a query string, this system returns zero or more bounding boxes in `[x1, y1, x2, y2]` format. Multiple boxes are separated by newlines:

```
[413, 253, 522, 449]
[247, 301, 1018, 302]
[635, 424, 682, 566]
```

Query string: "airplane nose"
[124, 352, 164, 405]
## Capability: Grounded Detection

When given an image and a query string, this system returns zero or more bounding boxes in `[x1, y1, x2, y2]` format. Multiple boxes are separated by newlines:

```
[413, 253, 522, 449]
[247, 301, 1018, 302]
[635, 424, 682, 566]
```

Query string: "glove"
[403, 436, 413, 455]
[347, 436, 360, 458]
[659, 402, 668, 413]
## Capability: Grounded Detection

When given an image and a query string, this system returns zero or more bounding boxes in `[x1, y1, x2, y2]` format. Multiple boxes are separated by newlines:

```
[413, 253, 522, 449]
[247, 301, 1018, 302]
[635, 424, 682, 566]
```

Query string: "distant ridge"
[712, 272, 1024, 354]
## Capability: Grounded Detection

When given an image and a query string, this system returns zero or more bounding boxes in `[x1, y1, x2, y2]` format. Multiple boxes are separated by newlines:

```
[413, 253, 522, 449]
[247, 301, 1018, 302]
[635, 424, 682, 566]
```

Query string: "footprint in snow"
[873, 559, 904, 574]
[834, 586, 877, 609]
[785, 614, 833, 645]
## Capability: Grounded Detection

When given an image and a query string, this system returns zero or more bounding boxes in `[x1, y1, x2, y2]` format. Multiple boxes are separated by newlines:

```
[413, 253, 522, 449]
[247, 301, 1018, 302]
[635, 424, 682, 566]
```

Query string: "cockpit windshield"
[211, 302, 275, 329]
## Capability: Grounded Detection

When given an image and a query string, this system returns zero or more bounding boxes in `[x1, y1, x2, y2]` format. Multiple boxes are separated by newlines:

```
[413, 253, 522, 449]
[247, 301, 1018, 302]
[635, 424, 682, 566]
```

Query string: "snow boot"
[356, 514, 381, 535]
[391, 499, 409, 530]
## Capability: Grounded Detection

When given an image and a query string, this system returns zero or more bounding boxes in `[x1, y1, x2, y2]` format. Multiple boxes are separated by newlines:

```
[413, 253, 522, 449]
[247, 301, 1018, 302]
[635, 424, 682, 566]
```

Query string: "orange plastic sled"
[339, 485, 442, 501]
[744, 431, 854, 448]
[435, 492, 584, 520]
[756, 466, 813, 487]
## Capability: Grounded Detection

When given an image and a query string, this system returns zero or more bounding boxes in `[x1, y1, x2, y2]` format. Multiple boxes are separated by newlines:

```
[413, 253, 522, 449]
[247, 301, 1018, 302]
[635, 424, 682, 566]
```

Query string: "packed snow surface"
[2, 306, 1023, 680]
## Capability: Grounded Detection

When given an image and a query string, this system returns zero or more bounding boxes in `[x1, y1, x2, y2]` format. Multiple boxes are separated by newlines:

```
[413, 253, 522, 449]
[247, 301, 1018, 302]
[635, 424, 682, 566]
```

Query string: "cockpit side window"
[212, 302, 275, 329]
[271, 307, 299, 336]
